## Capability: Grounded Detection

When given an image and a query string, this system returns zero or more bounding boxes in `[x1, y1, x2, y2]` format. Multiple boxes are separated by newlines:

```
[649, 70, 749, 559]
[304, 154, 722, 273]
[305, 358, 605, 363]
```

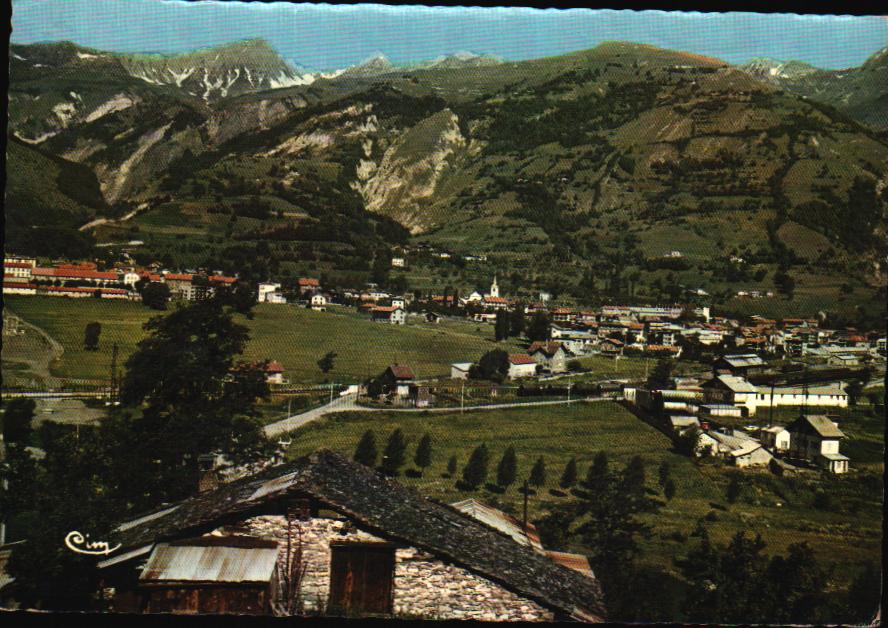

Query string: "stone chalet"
[98, 450, 605, 621]
[528, 341, 572, 373]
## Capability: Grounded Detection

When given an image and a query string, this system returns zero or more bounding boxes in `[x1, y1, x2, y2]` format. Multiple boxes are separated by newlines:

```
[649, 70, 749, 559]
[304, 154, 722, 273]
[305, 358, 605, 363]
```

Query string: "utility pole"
[329, 381, 334, 405]
[768, 379, 776, 427]
[460, 380, 465, 413]
[801, 366, 809, 419]
[522, 479, 529, 535]
[110, 343, 118, 403]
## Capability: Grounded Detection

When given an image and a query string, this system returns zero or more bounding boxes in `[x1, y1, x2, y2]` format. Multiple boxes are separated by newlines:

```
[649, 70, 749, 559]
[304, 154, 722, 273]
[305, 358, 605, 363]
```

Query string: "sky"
[10, 1, 888, 72]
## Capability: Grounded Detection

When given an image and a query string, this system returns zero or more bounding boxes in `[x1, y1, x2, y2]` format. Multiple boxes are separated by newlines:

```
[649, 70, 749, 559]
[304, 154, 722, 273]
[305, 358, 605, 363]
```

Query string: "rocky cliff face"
[353, 109, 467, 233]
[119, 39, 315, 101]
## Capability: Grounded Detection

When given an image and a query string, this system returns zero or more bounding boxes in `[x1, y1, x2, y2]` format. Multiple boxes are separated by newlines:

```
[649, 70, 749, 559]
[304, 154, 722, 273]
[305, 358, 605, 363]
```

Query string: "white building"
[450, 363, 473, 380]
[122, 271, 141, 286]
[507, 354, 538, 379]
[391, 257, 406, 268]
[257, 282, 283, 303]
[758, 425, 791, 452]
[786, 415, 849, 474]
[3, 260, 35, 279]
[372, 306, 406, 325]
[487, 276, 499, 299]
[310, 293, 328, 311]
[703, 375, 848, 416]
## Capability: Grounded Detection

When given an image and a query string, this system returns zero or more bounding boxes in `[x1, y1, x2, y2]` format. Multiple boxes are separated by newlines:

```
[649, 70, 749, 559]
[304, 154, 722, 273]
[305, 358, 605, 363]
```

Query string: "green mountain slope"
[5, 136, 110, 257]
[740, 46, 888, 132]
[6, 40, 887, 319]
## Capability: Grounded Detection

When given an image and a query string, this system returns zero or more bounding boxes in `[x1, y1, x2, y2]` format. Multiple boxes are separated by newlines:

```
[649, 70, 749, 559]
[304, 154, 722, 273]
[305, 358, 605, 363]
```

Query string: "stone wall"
[213, 515, 554, 622]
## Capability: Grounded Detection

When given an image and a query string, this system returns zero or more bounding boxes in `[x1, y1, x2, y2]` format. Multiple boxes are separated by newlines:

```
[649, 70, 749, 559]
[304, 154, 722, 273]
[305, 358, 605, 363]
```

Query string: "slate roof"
[107, 450, 605, 621]
[719, 354, 765, 368]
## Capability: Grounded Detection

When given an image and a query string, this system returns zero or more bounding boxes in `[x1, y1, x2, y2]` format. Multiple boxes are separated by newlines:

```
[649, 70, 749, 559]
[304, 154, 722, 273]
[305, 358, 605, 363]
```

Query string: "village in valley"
[2, 2, 887, 624]
[2, 229, 885, 623]
[4, 250, 883, 478]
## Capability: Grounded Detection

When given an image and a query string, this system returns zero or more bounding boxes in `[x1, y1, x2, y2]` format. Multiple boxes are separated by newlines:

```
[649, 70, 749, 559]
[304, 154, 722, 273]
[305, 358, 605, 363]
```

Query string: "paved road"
[264, 393, 359, 438]
[263, 394, 618, 438]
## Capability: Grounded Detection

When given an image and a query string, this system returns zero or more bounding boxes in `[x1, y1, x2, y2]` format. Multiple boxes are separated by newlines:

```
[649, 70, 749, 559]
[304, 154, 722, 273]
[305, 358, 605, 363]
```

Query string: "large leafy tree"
[83, 321, 101, 351]
[469, 349, 510, 382]
[113, 298, 269, 507]
[526, 312, 551, 342]
[678, 532, 833, 623]
[494, 312, 510, 341]
[4, 422, 122, 610]
[576, 464, 651, 570]
[2, 398, 36, 444]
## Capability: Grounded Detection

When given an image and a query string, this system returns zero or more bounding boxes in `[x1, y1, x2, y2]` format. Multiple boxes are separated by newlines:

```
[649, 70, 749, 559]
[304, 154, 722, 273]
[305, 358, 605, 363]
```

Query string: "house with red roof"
[3, 259, 35, 280]
[298, 277, 320, 296]
[508, 354, 538, 379]
[264, 361, 285, 385]
[482, 295, 510, 311]
[372, 305, 405, 325]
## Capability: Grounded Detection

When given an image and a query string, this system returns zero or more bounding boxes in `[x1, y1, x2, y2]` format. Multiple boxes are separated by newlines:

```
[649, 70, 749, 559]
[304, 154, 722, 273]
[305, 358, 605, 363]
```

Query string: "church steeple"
[489, 275, 499, 298]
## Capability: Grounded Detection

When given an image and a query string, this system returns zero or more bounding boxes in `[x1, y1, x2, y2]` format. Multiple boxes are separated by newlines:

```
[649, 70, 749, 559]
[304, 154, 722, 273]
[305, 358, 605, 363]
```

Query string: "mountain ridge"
[6, 38, 886, 317]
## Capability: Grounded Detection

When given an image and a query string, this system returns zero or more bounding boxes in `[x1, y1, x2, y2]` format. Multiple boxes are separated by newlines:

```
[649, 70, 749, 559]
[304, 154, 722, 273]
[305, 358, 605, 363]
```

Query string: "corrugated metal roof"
[451, 499, 544, 553]
[722, 354, 765, 368]
[545, 551, 595, 579]
[249, 471, 299, 502]
[716, 374, 758, 393]
[140, 539, 279, 584]
[117, 505, 181, 532]
[793, 415, 845, 438]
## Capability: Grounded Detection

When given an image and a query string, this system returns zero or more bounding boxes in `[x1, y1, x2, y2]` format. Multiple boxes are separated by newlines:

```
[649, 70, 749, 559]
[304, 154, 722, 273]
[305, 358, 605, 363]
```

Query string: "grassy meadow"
[284, 401, 882, 580]
[2, 297, 522, 383]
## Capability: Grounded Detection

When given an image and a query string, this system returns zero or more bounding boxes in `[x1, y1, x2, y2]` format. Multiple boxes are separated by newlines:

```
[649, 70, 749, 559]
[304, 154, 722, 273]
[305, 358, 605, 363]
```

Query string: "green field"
[284, 401, 882, 579]
[3, 297, 154, 383]
[2, 297, 521, 383]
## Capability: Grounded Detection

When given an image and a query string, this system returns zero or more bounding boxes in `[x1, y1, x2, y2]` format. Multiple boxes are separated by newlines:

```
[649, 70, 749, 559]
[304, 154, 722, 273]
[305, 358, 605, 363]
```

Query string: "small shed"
[139, 536, 280, 615]
[450, 362, 473, 380]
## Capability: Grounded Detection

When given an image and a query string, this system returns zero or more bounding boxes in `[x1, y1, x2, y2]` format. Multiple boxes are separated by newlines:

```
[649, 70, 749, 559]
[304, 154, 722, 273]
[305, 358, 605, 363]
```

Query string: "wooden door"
[329, 544, 395, 617]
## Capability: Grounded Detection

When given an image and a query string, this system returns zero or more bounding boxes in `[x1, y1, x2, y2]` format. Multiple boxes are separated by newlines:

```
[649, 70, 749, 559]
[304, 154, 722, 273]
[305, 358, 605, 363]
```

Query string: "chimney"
[198, 453, 219, 493]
